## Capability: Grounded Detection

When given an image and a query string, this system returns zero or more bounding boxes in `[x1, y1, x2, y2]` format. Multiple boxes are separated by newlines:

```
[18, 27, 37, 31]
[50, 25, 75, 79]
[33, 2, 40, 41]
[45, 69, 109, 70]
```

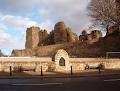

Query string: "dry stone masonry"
[1, 49, 120, 73]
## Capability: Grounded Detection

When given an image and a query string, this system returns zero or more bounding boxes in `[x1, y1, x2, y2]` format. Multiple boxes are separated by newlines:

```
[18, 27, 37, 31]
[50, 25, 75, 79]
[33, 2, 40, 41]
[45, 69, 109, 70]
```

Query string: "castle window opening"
[59, 57, 65, 66]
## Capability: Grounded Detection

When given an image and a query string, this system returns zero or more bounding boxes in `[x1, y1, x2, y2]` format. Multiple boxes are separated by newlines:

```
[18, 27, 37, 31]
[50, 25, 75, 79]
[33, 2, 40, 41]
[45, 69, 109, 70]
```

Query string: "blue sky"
[0, 0, 105, 55]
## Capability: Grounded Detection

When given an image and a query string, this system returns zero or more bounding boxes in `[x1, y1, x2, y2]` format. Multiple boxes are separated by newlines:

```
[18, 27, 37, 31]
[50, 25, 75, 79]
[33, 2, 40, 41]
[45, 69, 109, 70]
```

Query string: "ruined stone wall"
[11, 49, 34, 57]
[11, 44, 68, 57]
[79, 30, 102, 44]
[34, 44, 68, 57]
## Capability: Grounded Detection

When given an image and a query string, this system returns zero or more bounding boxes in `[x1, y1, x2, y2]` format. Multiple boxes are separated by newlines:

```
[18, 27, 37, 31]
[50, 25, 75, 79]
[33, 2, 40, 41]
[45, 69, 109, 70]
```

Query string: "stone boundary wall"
[0, 57, 120, 73]
[0, 57, 52, 62]
[0, 57, 54, 72]
[70, 58, 120, 71]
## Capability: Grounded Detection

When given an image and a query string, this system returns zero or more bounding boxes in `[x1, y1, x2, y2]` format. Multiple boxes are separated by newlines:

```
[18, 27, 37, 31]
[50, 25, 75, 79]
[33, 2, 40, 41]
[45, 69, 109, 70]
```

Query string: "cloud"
[0, 15, 37, 29]
[0, 29, 26, 55]
[38, 0, 91, 34]
[0, 0, 91, 34]
[0, 29, 17, 48]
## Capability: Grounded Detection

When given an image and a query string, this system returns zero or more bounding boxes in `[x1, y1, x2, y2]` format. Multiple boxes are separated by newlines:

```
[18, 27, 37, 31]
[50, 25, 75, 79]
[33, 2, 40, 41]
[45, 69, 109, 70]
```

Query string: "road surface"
[0, 74, 120, 91]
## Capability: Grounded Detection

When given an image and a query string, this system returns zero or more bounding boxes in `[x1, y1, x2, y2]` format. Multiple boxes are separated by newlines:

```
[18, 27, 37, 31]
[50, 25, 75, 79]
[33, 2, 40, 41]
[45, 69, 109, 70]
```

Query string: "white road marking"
[12, 83, 64, 86]
[104, 79, 120, 82]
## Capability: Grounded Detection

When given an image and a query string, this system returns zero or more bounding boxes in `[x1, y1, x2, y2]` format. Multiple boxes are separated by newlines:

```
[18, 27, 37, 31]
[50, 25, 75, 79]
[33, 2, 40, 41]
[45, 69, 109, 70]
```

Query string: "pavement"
[0, 70, 120, 91]
[0, 74, 120, 91]
[0, 69, 120, 78]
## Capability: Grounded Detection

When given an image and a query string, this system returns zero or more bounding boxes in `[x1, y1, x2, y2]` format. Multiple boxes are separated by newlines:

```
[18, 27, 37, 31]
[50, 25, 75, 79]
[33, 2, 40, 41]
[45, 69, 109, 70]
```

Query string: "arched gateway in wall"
[54, 49, 70, 72]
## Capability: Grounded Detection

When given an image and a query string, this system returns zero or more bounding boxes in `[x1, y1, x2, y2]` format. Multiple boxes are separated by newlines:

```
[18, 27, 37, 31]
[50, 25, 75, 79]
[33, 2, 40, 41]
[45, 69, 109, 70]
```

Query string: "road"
[0, 75, 120, 91]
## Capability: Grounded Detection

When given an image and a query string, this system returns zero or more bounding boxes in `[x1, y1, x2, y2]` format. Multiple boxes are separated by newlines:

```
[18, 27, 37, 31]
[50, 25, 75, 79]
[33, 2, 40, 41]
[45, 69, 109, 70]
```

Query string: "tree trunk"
[105, 25, 109, 36]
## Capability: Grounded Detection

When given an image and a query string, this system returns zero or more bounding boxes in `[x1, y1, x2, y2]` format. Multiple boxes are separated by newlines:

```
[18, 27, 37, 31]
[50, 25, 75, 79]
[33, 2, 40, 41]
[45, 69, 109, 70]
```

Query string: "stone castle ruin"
[11, 21, 104, 57]
[79, 30, 102, 44]
[25, 21, 78, 49]
[11, 21, 78, 57]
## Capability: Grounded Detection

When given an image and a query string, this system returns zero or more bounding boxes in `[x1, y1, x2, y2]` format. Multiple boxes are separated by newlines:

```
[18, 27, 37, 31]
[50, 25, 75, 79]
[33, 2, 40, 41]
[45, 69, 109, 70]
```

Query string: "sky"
[0, 0, 105, 55]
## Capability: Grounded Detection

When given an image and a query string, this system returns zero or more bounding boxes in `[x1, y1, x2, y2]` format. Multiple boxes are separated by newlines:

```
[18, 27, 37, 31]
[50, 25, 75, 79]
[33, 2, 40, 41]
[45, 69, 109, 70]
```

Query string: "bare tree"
[87, 0, 117, 35]
[116, 0, 120, 22]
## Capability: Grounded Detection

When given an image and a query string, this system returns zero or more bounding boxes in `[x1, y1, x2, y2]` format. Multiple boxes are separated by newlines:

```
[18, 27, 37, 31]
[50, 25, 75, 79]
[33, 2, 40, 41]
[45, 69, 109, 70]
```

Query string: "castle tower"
[53, 21, 78, 44]
[54, 21, 67, 43]
[25, 26, 40, 49]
